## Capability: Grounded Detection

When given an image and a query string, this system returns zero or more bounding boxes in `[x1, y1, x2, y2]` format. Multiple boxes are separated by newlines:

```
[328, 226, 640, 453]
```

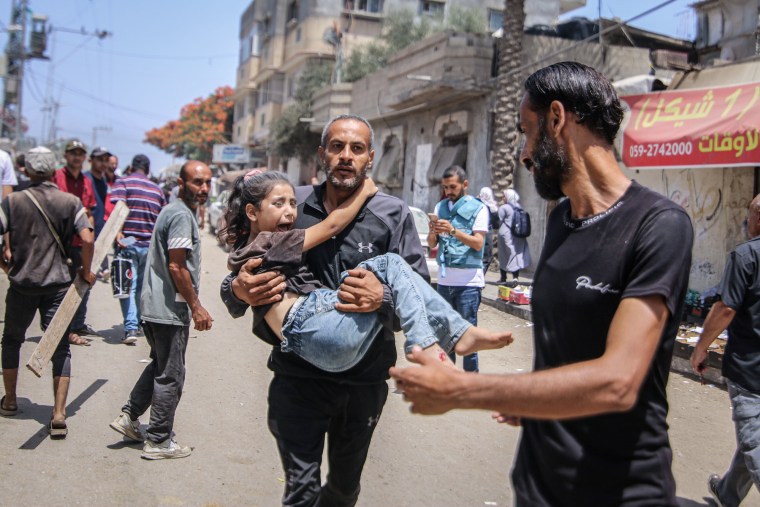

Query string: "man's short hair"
[442, 165, 467, 182]
[524, 62, 624, 145]
[320, 114, 374, 149]
[131, 154, 150, 173]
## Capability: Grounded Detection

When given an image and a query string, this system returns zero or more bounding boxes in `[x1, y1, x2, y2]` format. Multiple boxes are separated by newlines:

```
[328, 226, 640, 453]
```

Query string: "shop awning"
[620, 72, 760, 169]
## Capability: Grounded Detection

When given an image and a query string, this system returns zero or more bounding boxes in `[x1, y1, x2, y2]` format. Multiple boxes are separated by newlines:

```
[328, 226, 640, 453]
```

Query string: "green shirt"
[140, 200, 201, 326]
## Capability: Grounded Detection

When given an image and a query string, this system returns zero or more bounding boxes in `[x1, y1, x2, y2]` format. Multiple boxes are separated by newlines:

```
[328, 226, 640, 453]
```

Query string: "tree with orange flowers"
[145, 86, 234, 163]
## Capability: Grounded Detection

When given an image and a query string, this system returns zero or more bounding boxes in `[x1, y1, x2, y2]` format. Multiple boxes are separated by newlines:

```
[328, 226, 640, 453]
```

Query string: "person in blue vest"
[428, 165, 488, 372]
[85, 147, 112, 281]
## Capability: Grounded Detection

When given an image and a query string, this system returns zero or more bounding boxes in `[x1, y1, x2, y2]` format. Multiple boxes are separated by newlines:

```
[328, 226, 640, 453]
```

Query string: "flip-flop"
[0, 395, 17, 417]
[68, 333, 91, 346]
[49, 419, 68, 439]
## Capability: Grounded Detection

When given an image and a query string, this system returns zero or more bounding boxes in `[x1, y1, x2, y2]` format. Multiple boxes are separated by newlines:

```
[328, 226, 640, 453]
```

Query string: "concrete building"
[693, 0, 760, 64]
[233, 0, 586, 174]
[309, 24, 691, 275]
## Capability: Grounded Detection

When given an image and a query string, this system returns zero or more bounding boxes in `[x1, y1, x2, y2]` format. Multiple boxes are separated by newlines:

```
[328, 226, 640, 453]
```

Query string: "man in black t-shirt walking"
[391, 62, 693, 506]
[691, 193, 760, 507]
[221, 114, 428, 506]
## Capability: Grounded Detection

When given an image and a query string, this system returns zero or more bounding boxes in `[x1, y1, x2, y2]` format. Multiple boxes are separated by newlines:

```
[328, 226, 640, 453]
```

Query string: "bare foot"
[406, 343, 460, 370]
[454, 326, 513, 356]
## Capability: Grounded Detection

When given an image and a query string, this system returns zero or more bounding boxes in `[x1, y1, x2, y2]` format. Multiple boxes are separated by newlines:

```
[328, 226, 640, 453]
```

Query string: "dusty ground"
[0, 230, 751, 506]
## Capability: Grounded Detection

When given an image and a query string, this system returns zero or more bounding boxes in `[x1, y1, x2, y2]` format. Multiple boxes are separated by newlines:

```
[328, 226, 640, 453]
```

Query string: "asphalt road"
[0, 229, 753, 506]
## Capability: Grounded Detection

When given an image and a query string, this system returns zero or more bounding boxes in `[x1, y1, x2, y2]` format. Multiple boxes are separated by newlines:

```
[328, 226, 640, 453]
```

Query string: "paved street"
[0, 228, 754, 506]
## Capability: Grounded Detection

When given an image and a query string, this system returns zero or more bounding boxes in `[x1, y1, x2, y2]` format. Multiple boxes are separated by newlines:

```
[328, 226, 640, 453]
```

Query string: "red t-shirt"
[53, 167, 95, 247]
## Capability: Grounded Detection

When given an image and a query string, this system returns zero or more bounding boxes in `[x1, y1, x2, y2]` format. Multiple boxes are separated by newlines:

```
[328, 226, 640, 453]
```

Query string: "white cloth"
[0, 150, 18, 187]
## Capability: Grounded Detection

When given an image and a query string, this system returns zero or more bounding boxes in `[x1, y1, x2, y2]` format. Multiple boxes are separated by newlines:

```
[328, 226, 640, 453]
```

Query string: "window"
[344, 0, 384, 14]
[373, 135, 403, 188]
[419, 0, 444, 17]
[427, 142, 467, 183]
[287, 0, 299, 24]
[489, 9, 503, 32]
[261, 113, 266, 127]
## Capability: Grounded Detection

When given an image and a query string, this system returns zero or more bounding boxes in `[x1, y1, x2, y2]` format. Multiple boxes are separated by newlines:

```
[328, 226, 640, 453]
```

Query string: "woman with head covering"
[497, 188, 532, 283]
[478, 187, 499, 272]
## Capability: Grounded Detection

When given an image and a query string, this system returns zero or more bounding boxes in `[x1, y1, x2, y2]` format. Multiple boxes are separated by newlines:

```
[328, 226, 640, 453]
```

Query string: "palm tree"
[491, 0, 525, 196]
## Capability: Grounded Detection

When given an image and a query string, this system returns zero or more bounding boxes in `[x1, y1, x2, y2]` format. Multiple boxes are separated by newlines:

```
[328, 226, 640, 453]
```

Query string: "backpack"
[511, 207, 531, 238]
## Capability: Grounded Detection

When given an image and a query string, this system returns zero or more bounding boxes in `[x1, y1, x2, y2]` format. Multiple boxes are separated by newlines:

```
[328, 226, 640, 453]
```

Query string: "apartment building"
[693, 0, 760, 64]
[233, 0, 585, 169]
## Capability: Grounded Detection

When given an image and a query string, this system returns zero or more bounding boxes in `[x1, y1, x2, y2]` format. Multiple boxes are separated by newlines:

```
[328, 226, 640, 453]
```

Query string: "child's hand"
[363, 177, 378, 197]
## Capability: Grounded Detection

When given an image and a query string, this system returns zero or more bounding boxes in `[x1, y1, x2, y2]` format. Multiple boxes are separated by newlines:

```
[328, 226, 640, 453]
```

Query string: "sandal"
[49, 419, 68, 439]
[0, 395, 17, 417]
[68, 333, 91, 346]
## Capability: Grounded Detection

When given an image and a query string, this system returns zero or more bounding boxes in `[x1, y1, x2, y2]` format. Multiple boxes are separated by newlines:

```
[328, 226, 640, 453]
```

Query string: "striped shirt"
[110, 172, 166, 247]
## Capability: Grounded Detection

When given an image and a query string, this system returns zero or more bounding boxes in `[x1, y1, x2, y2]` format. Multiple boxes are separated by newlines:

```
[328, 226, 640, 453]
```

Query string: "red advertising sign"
[621, 82, 760, 169]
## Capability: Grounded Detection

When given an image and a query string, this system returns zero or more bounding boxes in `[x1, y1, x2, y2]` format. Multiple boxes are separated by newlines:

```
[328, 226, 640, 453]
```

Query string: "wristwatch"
[450, 227, 457, 236]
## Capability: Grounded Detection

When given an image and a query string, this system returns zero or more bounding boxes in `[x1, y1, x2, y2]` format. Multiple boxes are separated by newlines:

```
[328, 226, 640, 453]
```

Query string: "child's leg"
[357, 253, 511, 355]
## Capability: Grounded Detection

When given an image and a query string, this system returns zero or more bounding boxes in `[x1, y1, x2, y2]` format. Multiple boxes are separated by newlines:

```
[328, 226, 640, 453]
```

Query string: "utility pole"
[2, 0, 29, 144]
[41, 26, 111, 145]
[1, 1, 50, 150]
[91, 125, 111, 148]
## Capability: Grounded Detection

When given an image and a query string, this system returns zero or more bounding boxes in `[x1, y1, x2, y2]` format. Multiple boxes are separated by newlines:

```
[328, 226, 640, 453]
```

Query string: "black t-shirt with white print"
[512, 181, 693, 507]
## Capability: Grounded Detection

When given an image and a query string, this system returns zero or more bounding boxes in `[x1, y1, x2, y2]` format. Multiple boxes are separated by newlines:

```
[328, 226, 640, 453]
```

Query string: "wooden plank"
[26, 201, 130, 377]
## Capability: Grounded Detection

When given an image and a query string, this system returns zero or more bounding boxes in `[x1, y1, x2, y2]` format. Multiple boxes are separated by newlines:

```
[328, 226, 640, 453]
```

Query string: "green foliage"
[445, 6, 486, 34]
[344, 7, 485, 83]
[268, 60, 331, 163]
[382, 8, 435, 53]
[295, 60, 333, 103]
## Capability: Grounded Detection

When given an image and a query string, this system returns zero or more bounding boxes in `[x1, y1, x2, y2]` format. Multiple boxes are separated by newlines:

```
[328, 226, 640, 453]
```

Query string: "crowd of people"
[0, 61, 757, 506]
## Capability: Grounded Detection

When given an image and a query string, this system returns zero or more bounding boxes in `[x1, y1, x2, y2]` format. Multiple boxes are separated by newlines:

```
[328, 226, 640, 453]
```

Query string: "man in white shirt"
[427, 165, 488, 372]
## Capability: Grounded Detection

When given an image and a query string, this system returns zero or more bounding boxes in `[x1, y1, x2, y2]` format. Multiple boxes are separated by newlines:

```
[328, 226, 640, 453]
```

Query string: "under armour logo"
[367, 415, 380, 427]
[357, 242, 374, 253]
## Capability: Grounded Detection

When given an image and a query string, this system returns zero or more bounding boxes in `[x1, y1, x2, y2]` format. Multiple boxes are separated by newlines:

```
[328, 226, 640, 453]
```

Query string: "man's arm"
[390, 295, 669, 418]
[77, 227, 96, 285]
[303, 178, 376, 251]
[168, 248, 213, 331]
[690, 300, 735, 374]
[336, 201, 427, 314]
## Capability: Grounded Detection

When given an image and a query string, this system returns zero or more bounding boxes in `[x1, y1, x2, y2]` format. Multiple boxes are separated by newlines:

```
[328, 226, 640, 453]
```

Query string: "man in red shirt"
[53, 139, 98, 345]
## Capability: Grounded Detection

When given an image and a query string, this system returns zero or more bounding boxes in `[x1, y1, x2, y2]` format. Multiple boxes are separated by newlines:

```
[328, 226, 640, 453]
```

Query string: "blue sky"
[2, 1, 695, 175]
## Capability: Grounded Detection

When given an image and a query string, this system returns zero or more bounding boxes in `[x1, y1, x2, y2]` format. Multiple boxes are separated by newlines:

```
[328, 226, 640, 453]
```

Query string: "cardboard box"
[509, 290, 531, 305]
[498, 286, 511, 300]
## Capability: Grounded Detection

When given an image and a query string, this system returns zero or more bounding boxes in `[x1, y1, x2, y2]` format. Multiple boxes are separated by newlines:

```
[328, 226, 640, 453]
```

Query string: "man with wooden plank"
[0, 146, 95, 438]
[110, 161, 213, 459]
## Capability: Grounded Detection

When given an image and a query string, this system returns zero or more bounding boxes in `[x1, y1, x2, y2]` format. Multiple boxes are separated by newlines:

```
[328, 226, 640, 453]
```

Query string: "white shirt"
[435, 199, 489, 288]
[0, 150, 17, 187]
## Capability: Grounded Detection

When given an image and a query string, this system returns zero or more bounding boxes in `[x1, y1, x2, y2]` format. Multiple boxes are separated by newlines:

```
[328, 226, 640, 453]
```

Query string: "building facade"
[233, 0, 585, 178]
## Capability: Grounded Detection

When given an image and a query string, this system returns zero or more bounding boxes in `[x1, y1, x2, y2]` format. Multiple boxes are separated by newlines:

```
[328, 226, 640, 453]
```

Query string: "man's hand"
[431, 218, 453, 235]
[79, 268, 96, 286]
[191, 305, 213, 331]
[389, 346, 467, 415]
[492, 412, 522, 427]
[690, 346, 709, 375]
[335, 268, 383, 313]
[231, 257, 286, 307]
[115, 231, 127, 248]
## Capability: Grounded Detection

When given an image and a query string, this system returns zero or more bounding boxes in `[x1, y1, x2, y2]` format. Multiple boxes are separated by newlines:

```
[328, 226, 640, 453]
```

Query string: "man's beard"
[531, 121, 570, 201]
[325, 162, 367, 191]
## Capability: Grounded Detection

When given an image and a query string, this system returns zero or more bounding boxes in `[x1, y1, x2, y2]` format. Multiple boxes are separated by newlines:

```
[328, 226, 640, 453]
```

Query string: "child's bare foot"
[454, 326, 513, 356]
[406, 343, 460, 370]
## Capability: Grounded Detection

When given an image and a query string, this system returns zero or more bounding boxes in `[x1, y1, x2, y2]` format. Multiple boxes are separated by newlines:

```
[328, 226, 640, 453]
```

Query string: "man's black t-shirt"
[718, 236, 760, 392]
[220, 184, 429, 384]
[512, 182, 692, 506]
